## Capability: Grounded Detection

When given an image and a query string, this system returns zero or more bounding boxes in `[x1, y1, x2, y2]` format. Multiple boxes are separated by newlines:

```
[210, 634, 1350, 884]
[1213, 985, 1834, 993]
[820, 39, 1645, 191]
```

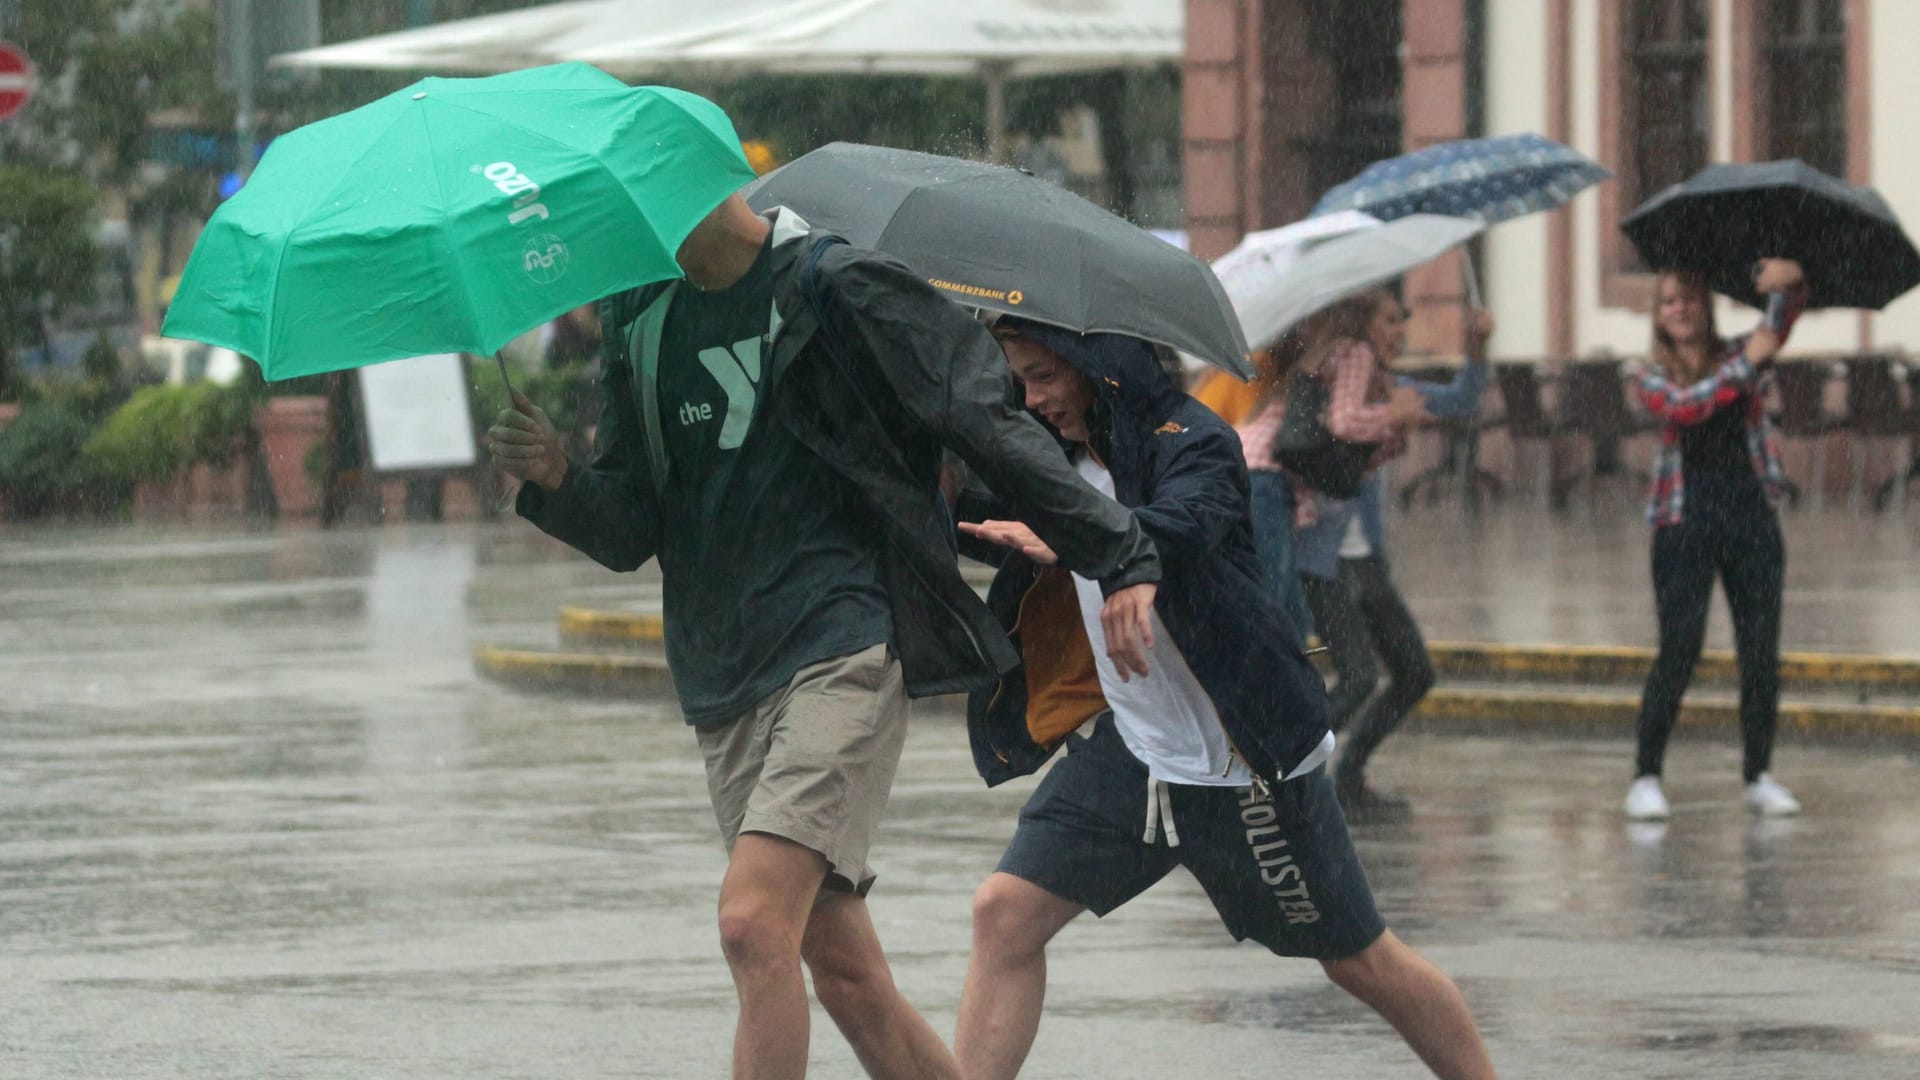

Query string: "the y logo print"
[697, 335, 762, 450]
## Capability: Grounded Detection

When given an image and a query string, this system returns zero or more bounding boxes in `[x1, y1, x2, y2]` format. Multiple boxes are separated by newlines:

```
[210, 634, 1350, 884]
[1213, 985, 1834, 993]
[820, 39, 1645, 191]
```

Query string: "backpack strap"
[599, 280, 677, 493]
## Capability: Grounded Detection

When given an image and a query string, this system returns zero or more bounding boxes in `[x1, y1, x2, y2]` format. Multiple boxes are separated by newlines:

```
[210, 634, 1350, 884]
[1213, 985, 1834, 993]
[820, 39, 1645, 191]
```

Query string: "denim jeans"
[1248, 470, 1311, 648]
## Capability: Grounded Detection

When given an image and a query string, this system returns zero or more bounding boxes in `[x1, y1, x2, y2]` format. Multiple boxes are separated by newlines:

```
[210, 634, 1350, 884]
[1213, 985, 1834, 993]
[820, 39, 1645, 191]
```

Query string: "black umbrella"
[1620, 159, 1920, 310]
[744, 142, 1252, 377]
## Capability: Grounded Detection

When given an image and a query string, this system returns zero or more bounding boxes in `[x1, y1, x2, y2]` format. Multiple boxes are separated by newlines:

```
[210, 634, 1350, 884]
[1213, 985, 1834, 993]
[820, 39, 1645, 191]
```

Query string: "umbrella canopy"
[1243, 215, 1486, 344]
[1620, 159, 1920, 310]
[269, 0, 839, 74]
[274, 0, 1181, 165]
[162, 63, 757, 379]
[743, 141, 1252, 377]
[1310, 133, 1611, 225]
[1209, 211, 1381, 350]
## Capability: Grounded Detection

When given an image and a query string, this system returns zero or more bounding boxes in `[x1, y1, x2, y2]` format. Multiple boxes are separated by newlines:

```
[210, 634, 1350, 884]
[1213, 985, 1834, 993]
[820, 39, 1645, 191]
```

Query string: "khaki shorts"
[695, 643, 908, 895]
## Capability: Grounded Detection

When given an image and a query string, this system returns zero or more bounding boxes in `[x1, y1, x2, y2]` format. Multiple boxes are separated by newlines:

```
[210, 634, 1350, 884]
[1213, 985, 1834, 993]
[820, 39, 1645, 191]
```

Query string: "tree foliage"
[0, 167, 100, 398]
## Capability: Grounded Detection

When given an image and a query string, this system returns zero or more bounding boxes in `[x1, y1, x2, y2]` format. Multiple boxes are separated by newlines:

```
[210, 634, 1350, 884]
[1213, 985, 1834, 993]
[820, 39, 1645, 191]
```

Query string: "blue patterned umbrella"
[1310, 133, 1610, 225]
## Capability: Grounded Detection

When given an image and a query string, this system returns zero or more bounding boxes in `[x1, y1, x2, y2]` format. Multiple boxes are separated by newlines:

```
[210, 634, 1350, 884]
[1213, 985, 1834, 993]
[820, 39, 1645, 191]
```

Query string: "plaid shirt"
[1323, 338, 1403, 446]
[1633, 295, 1800, 527]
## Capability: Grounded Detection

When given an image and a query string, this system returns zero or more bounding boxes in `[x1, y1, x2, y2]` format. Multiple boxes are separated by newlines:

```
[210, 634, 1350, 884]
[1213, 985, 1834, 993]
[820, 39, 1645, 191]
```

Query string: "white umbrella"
[1248, 214, 1486, 347]
[1210, 210, 1382, 351]
[1175, 210, 1379, 377]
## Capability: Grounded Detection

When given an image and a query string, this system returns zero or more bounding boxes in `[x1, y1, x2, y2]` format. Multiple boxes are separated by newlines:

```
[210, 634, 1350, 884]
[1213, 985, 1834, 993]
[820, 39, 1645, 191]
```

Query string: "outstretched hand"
[958, 519, 1157, 680]
[958, 519, 1058, 564]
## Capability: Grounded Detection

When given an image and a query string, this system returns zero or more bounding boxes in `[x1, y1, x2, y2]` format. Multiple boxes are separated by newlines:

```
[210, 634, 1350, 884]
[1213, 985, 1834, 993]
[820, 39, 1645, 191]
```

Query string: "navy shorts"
[997, 716, 1386, 961]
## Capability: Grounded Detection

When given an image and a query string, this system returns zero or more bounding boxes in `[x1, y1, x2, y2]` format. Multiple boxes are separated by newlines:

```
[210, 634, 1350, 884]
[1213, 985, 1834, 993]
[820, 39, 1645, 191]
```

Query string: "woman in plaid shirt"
[1624, 259, 1807, 822]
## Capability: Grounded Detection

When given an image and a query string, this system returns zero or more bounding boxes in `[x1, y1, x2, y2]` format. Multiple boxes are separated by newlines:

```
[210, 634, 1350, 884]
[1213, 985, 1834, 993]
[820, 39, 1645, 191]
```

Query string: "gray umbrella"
[744, 142, 1252, 377]
[1248, 214, 1486, 343]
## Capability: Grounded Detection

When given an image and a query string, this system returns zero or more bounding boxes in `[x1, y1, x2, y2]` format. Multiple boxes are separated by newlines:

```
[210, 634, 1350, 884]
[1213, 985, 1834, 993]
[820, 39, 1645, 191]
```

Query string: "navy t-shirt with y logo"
[652, 234, 891, 726]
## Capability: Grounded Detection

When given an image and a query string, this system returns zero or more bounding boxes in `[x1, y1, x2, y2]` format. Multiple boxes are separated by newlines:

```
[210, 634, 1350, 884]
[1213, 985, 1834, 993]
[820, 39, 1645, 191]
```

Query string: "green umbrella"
[162, 63, 756, 380]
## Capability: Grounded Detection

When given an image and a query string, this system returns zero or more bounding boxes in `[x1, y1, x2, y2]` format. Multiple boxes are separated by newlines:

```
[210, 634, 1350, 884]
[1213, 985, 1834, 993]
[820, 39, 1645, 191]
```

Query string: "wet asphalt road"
[2, 518, 1918, 1078]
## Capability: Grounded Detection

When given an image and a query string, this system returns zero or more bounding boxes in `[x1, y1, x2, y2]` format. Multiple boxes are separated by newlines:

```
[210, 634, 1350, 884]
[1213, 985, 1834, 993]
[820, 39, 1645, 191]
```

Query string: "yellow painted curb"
[551, 608, 1920, 693]
[1416, 687, 1920, 741]
[474, 642, 1920, 740]
[558, 606, 665, 645]
[1427, 641, 1920, 690]
[474, 645, 672, 692]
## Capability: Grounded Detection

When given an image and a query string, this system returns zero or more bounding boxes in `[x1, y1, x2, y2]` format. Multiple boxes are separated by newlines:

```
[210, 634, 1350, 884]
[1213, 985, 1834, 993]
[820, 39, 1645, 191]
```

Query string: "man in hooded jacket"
[952, 318, 1496, 1080]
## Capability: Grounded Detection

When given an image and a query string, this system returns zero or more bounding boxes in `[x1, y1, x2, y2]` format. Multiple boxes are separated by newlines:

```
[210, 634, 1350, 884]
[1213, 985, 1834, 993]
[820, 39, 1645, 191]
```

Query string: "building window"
[1292, 1, 1403, 202]
[1629, 0, 1711, 206]
[1762, 0, 1847, 175]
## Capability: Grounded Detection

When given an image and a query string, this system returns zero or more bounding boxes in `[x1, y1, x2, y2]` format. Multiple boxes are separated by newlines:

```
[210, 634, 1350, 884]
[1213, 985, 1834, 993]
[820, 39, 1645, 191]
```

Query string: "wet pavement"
[3, 513, 1919, 1078]
[1382, 489, 1920, 657]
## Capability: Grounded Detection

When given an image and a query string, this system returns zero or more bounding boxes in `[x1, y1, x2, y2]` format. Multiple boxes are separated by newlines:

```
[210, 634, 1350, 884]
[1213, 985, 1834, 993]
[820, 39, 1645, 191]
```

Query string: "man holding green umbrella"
[164, 63, 1162, 1079]
[491, 168, 1164, 1080]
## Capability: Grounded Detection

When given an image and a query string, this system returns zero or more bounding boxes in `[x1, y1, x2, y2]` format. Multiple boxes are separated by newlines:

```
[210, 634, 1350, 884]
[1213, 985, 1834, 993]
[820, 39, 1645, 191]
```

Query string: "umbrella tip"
[412, 92, 427, 101]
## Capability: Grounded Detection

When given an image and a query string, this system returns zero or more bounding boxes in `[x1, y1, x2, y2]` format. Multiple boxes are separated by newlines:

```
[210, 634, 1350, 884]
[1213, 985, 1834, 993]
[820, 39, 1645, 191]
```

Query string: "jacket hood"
[1000, 317, 1180, 415]
[999, 317, 1189, 461]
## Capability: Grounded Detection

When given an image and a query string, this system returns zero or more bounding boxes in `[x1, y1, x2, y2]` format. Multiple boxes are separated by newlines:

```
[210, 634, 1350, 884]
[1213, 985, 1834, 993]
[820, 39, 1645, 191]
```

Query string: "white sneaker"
[1745, 773, 1802, 816]
[1624, 776, 1671, 820]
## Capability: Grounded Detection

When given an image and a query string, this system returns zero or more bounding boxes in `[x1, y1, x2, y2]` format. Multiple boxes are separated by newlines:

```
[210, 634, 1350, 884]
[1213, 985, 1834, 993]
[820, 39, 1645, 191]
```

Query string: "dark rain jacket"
[516, 208, 1160, 699]
[964, 323, 1333, 787]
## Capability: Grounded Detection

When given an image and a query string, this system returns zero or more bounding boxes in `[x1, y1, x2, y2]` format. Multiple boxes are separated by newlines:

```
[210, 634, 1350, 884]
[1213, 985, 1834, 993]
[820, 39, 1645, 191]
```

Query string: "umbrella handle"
[493, 350, 520, 515]
[495, 350, 517, 400]
[1461, 253, 1484, 311]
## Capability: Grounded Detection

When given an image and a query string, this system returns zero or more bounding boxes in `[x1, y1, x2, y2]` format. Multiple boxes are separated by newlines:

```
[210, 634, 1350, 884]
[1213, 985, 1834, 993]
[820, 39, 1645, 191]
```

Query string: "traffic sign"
[0, 42, 36, 122]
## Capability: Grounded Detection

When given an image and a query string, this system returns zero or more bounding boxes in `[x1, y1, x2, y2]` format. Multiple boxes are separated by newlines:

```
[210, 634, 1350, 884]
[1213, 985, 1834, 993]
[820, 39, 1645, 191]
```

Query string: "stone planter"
[253, 396, 328, 518]
[131, 459, 252, 520]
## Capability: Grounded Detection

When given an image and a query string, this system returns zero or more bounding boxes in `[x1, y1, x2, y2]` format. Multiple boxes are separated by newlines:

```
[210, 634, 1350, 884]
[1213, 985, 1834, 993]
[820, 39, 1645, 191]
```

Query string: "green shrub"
[83, 382, 257, 488]
[81, 333, 121, 383]
[0, 402, 113, 517]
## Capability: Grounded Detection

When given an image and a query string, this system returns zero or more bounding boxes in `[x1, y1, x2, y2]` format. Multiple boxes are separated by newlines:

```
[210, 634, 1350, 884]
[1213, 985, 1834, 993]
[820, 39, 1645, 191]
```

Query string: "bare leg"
[953, 873, 1086, 1080]
[801, 891, 960, 1079]
[1322, 930, 1496, 1080]
[718, 832, 831, 1080]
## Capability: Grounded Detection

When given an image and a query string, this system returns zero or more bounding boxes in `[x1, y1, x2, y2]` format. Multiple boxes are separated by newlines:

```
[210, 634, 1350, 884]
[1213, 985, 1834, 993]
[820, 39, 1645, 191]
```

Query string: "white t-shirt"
[1068, 454, 1251, 785]
[1338, 512, 1372, 559]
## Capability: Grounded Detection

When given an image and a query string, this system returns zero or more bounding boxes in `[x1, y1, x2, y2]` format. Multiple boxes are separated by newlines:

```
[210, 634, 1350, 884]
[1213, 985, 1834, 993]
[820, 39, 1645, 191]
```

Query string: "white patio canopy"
[272, 0, 1182, 160]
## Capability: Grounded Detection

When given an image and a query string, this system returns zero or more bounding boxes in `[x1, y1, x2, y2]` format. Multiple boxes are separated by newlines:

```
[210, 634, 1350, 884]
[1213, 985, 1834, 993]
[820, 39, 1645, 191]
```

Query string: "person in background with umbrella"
[1623, 258, 1808, 821]
[1193, 336, 1315, 644]
[953, 317, 1496, 1080]
[490, 187, 1164, 1079]
[1286, 289, 1494, 817]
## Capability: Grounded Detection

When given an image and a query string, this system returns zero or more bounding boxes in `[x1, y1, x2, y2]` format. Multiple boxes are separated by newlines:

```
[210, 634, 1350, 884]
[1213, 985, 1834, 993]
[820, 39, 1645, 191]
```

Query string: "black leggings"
[1301, 555, 1435, 786]
[1635, 474, 1785, 783]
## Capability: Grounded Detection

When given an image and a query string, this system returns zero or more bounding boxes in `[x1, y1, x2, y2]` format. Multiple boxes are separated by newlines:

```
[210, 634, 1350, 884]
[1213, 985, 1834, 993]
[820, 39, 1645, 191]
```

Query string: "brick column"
[1183, 0, 1252, 261]
[1401, 0, 1471, 356]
